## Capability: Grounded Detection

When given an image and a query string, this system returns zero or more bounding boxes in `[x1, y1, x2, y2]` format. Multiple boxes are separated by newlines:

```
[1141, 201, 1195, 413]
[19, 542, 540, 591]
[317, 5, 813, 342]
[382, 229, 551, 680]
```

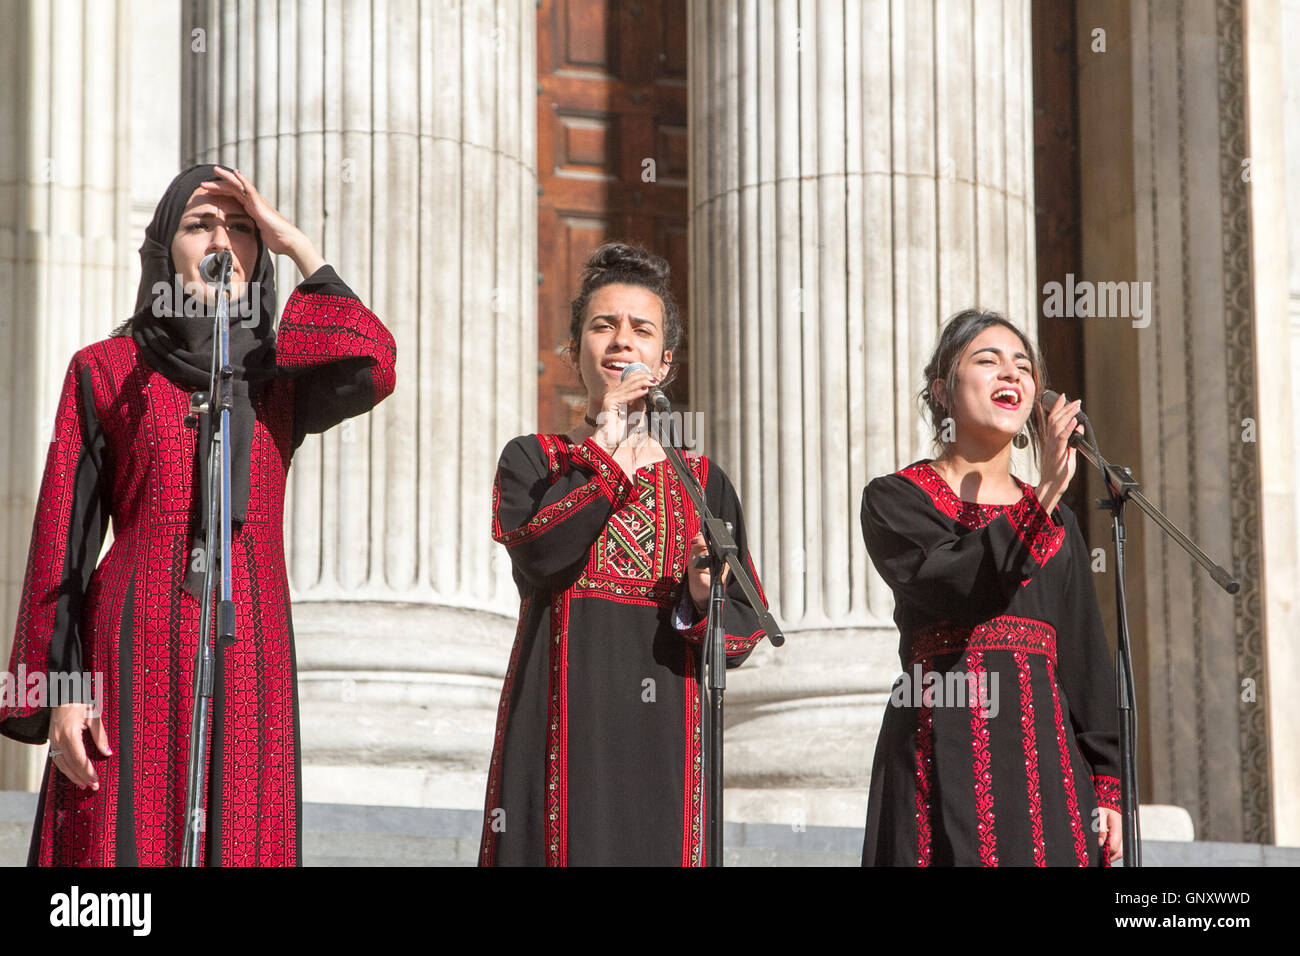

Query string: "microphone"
[620, 361, 670, 411]
[1040, 389, 1091, 448]
[199, 251, 233, 285]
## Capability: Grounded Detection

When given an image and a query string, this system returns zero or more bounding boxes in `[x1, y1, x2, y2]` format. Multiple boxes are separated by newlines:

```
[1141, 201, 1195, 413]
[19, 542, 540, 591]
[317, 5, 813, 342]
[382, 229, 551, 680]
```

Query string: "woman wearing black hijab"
[0, 164, 396, 866]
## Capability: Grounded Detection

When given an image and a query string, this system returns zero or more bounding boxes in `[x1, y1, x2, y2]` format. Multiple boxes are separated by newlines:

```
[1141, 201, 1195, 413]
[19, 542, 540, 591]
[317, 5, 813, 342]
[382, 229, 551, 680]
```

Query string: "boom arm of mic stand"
[1070, 436, 1239, 594]
[658, 439, 785, 647]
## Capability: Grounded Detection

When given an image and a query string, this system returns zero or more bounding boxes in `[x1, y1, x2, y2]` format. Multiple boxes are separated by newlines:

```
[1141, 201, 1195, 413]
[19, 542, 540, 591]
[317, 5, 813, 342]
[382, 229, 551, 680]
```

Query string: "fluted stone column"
[1076, 0, 1298, 844]
[689, 0, 1038, 826]
[0, 0, 137, 791]
[182, 0, 537, 808]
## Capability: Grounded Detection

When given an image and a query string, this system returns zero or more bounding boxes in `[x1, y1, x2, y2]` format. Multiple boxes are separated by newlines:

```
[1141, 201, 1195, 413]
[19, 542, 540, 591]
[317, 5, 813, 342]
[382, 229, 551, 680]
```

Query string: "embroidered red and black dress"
[860, 461, 1121, 867]
[0, 266, 395, 866]
[480, 434, 768, 866]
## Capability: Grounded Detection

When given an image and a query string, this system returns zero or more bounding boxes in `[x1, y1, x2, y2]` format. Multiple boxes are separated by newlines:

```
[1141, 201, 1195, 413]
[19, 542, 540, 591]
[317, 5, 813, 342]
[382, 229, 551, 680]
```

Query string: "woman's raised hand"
[687, 532, 731, 613]
[1036, 393, 1084, 515]
[592, 366, 659, 450]
[199, 167, 326, 278]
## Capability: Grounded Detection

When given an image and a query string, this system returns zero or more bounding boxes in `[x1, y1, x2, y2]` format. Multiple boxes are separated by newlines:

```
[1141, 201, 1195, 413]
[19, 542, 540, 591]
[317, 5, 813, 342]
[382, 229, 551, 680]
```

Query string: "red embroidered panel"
[573, 454, 704, 606]
[914, 705, 934, 866]
[1003, 495, 1066, 571]
[1048, 659, 1092, 866]
[545, 592, 570, 866]
[907, 615, 1057, 668]
[1015, 651, 1047, 866]
[1093, 774, 1122, 813]
[496, 480, 606, 549]
[478, 595, 532, 866]
[20, 334, 305, 866]
[968, 652, 998, 865]
[276, 290, 397, 402]
[899, 461, 1028, 527]
[681, 643, 704, 867]
[568, 436, 636, 506]
[898, 462, 1065, 573]
[493, 435, 637, 551]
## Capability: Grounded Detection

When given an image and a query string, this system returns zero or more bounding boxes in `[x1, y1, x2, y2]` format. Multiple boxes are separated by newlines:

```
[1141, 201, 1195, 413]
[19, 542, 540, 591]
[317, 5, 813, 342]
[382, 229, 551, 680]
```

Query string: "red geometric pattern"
[545, 592, 571, 867]
[968, 652, 998, 865]
[4, 286, 393, 866]
[1093, 774, 1122, 813]
[573, 453, 702, 605]
[601, 474, 661, 579]
[568, 437, 636, 506]
[914, 704, 934, 866]
[898, 461, 1065, 576]
[1048, 660, 1092, 866]
[492, 435, 634, 549]
[491, 440, 764, 867]
[495, 480, 606, 549]
[681, 643, 704, 867]
[277, 291, 396, 403]
[3, 360, 94, 728]
[674, 554, 768, 657]
[478, 595, 531, 866]
[908, 615, 1057, 668]
[1003, 496, 1067, 572]
[1015, 651, 1047, 866]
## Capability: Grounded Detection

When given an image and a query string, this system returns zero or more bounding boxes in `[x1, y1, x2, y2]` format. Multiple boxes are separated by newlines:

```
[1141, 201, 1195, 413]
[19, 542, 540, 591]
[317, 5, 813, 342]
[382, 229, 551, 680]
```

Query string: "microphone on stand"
[1040, 389, 1094, 450]
[199, 251, 233, 285]
[621, 361, 671, 412]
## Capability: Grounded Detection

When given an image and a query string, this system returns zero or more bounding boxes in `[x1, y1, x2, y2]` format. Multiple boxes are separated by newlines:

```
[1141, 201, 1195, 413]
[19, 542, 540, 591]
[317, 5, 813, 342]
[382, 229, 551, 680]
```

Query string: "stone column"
[1076, 0, 1298, 845]
[181, 0, 537, 808]
[1245, 0, 1300, 847]
[688, 0, 1037, 825]
[0, 0, 136, 791]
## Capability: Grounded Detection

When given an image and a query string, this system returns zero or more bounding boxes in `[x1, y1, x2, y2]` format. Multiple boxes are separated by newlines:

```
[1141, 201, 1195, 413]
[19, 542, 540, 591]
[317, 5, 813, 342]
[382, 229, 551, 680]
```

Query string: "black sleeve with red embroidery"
[492, 435, 636, 591]
[1054, 503, 1122, 812]
[860, 473, 1066, 623]
[276, 265, 397, 449]
[0, 358, 110, 744]
[672, 461, 769, 668]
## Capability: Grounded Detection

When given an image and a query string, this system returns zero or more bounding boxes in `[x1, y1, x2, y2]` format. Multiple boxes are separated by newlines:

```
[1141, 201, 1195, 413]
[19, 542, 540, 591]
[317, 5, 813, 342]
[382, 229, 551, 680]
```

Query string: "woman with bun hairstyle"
[0, 164, 395, 865]
[480, 242, 769, 866]
[860, 309, 1122, 866]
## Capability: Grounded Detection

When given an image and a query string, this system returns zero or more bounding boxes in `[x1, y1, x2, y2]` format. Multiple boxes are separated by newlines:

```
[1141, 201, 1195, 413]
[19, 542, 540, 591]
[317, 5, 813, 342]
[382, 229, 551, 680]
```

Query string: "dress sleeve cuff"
[1004, 492, 1066, 580]
[275, 283, 397, 403]
[294, 264, 359, 299]
[673, 589, 707, 639]
[1093, 774, 1122, 812]
[569, 437, 635, 505]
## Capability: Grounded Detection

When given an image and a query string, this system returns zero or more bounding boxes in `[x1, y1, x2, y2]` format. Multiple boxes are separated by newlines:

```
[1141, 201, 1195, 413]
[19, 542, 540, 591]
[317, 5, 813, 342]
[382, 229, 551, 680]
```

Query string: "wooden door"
[536, 0, 689, 432]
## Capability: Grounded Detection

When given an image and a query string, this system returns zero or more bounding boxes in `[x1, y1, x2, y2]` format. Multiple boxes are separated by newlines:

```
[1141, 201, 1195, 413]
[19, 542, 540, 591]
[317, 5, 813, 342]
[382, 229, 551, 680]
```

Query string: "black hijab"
[129, 164, 278, 594]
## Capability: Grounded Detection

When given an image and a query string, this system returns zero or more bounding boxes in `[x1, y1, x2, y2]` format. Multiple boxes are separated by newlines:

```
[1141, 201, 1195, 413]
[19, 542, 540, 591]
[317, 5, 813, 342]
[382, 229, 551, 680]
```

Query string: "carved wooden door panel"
[537, 0, 689, 432]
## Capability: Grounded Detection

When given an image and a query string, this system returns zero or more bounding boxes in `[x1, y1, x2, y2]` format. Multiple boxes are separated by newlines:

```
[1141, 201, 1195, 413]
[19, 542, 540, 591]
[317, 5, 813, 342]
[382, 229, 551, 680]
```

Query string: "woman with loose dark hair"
[481, 241, 768, 866]
[860, 308, 1122, 866]
[0, 164, 395, 865]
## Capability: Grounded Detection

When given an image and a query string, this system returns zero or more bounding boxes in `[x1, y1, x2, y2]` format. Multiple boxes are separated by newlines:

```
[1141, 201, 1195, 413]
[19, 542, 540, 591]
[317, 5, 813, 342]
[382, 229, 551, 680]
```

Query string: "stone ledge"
[3, 793, 1295, 867]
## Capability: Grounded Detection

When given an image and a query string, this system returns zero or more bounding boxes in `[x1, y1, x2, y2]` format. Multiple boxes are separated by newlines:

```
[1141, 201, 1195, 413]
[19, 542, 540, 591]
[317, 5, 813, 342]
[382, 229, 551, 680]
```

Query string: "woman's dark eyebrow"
[972, 345, 1030, 362]
[589, 313, 657, 326]
[183, 210, 255, 221]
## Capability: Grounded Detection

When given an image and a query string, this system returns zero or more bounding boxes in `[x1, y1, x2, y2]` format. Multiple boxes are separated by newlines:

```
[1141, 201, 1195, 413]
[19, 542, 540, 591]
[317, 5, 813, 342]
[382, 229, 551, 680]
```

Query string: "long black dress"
[860, 461, 1121, 867]
[480, 434, 768, 866]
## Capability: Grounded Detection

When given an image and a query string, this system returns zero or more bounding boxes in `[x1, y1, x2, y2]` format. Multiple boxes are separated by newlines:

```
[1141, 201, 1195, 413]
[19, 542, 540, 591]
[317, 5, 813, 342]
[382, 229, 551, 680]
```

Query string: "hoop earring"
[1012, 430, 1029, 450]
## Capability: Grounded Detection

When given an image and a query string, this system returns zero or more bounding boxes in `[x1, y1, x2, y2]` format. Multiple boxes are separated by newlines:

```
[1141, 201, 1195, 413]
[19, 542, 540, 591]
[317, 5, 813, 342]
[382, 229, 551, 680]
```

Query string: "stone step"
[4, 792, 1298, 866]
